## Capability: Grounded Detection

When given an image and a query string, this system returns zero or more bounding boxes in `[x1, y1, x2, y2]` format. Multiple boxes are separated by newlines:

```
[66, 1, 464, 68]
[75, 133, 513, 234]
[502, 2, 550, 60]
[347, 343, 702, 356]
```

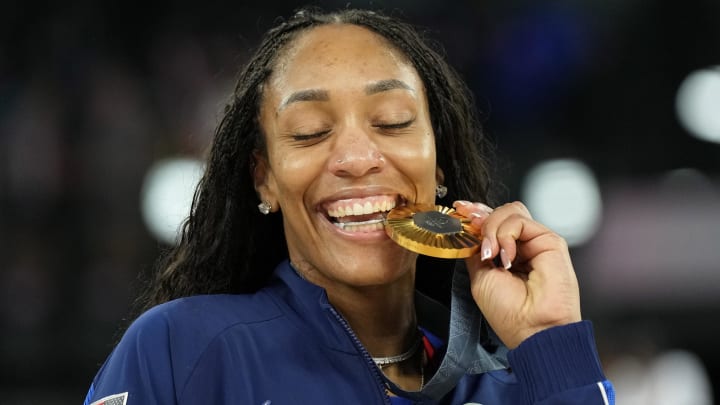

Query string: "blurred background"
[1, 0, 719, 403]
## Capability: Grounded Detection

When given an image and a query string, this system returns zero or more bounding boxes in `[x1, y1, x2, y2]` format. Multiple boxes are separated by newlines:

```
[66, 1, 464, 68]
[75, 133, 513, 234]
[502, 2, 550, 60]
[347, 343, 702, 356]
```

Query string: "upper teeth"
[327, 199, 396, 218]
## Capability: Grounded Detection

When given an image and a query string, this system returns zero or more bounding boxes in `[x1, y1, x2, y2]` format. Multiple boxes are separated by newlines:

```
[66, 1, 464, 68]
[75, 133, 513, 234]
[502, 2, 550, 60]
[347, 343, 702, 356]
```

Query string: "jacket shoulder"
[123, 292, 284, 347]
[86, 292, 285, 404]
[147, 292, 284, 329]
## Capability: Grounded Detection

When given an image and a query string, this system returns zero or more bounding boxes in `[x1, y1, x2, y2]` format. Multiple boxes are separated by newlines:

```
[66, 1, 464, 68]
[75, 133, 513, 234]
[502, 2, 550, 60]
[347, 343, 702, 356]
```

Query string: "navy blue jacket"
[84, 260, 614, 404]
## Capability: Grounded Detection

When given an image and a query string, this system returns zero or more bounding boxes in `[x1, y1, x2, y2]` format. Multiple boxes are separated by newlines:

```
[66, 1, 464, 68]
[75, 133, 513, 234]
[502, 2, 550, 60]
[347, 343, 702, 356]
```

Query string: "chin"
[329, 249, 416, 286]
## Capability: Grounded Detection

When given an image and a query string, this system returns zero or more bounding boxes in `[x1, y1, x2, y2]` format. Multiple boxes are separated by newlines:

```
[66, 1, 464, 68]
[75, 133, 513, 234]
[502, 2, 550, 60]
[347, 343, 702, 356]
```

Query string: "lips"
[322, 195, 403, 232]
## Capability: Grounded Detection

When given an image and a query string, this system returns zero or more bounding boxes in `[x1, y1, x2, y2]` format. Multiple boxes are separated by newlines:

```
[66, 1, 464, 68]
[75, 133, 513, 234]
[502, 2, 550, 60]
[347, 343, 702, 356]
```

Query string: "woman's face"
[257, 24, 438, 289]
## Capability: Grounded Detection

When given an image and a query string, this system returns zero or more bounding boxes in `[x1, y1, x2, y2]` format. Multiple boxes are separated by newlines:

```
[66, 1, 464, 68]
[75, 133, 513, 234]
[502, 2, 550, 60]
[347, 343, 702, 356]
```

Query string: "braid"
[132, 15, 314, 316]
[131, 7, 495, 318]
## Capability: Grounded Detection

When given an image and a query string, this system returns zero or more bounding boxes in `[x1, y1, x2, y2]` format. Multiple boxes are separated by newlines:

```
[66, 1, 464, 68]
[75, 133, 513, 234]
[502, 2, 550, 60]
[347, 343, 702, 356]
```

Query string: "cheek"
[270, 149, 323, 196]
[385, 134, 437, 189]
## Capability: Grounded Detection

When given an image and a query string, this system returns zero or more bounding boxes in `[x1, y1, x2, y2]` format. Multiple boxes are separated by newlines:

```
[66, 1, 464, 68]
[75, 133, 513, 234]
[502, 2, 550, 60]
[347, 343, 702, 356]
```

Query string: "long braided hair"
[132, 7, 495, 316]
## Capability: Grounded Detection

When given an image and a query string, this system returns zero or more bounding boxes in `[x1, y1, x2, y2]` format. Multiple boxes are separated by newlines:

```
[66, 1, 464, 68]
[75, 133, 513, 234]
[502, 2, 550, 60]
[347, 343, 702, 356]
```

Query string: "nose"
[328, 128, 385, 177]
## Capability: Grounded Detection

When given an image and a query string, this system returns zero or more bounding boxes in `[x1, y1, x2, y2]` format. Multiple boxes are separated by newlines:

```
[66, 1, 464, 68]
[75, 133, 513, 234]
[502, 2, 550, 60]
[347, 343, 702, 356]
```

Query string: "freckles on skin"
[270, 28, 422, 106]
[262, 25, 439, 205]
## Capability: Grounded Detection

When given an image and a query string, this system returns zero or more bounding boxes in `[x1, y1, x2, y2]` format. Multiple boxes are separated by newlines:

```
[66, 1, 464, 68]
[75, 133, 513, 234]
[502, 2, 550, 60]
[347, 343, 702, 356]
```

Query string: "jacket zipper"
[327, 306, 392, 405]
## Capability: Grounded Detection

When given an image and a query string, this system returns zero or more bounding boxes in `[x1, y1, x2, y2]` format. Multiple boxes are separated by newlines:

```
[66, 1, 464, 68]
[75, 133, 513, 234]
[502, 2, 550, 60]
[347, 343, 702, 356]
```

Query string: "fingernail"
[455, 200, 470, 206]
[470, 212, 487, 219]
[474, 202, 494, 213]
[500, 248, 512, 270]
[481, 238, 492, 261]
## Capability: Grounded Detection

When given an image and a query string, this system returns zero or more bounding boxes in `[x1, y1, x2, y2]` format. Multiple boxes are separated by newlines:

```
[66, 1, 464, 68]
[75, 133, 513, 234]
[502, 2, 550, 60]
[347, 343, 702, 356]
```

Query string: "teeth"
[326, 197, 398, 218]
[363, 202, 372, 214]
[334, 219, 385, 232]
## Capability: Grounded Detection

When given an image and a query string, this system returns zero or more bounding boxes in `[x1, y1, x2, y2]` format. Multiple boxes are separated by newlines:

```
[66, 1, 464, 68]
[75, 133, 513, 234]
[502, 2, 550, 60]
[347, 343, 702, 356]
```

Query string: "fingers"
[453, 200, 493, 220]
[452, 201, 493, 254]
[454, 200, 553, 270]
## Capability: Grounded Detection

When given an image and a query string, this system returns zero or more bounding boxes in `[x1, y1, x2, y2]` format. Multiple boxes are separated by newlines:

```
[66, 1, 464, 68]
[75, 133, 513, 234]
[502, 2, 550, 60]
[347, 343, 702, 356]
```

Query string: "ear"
[436, 166, 445, 186]
[252, 150, 279, 212]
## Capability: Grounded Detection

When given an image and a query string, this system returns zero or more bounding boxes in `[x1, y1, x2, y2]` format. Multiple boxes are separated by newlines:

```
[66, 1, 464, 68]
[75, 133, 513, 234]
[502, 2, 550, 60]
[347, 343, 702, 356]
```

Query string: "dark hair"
[132, 7, 495, 316]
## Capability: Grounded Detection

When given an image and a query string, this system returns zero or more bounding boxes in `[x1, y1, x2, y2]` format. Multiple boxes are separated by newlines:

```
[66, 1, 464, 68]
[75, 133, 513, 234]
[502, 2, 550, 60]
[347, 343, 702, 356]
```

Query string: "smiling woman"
[84, 7, 614, 405]
[256, 24, 438, 291]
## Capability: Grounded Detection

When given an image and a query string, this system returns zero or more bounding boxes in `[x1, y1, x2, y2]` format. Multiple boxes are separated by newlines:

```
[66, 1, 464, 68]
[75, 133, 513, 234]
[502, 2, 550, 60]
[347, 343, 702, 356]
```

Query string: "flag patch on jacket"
[90, 392, 128, 405]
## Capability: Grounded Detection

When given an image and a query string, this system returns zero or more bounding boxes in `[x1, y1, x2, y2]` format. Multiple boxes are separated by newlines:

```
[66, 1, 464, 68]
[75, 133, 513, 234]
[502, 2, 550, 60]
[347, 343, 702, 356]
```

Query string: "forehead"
[268, 24, 422, 94]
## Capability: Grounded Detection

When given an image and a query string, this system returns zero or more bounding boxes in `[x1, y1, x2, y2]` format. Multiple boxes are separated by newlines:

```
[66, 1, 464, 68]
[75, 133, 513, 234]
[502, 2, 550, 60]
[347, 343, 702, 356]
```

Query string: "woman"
[85, 8, 614, 405]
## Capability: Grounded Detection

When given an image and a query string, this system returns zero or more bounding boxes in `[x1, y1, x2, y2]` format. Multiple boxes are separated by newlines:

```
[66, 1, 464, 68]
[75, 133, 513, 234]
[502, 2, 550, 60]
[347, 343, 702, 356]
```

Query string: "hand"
[453, 200, 582, 349]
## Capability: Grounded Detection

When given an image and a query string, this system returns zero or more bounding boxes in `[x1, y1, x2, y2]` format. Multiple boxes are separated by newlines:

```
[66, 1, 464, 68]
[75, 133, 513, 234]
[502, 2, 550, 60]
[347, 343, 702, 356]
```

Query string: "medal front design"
[385, 204, 481, 258]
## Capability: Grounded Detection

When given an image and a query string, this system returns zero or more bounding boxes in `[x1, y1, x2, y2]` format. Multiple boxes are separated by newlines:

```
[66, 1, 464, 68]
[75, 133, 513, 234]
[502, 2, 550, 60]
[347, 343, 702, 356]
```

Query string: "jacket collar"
[270, 260, 359, 353]
[270, 259, 509, 401]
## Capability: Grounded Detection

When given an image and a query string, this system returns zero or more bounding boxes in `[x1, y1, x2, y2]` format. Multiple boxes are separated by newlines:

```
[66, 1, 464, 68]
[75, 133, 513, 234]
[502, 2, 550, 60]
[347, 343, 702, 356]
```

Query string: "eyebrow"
[278, 89, 330, 111]
[365, 79, 414, 95]
[277, 79, 415, 112]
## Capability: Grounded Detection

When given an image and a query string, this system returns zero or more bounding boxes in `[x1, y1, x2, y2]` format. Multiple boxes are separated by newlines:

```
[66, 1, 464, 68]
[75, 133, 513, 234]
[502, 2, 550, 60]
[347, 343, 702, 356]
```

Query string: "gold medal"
[384, 203, 481, 258]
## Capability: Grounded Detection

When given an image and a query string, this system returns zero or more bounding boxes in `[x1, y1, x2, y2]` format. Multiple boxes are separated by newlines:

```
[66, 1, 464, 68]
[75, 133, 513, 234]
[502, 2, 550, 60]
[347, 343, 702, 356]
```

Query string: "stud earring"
[435, 185, 448, 199]
[258, 201, 272, 215]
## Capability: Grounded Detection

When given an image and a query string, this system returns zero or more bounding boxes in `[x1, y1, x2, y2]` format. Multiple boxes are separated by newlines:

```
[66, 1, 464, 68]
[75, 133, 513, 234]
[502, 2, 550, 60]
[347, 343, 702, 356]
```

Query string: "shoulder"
[86, 292, 287, 403]
[138, 292, 283, 326]
[126, 292, 284, 347]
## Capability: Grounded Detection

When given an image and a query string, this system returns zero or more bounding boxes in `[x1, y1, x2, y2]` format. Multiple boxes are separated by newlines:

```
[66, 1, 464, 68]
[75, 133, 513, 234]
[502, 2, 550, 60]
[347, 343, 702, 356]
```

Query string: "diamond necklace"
[371, 335, 422, 368]
[381, 341, 427, 394]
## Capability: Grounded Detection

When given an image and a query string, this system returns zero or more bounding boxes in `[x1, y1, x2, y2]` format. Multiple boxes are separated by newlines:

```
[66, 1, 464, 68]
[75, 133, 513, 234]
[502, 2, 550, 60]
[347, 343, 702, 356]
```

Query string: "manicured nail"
[470, 212, 487, 219]
[500, 248, 512, 270]
[481, 238, 492, 261]
[455, 200, 470, 206]
[474, 202, 494, 213]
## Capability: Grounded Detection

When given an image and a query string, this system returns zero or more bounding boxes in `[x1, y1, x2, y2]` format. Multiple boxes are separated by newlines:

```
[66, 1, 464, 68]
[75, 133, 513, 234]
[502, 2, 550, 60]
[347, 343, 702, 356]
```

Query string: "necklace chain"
[371, 335, 422, 367]
[381, 338, 426, 394]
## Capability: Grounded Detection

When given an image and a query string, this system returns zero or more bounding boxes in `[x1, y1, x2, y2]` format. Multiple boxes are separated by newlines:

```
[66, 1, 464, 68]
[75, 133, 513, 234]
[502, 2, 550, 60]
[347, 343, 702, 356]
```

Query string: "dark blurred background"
[2, 0, 719, 403]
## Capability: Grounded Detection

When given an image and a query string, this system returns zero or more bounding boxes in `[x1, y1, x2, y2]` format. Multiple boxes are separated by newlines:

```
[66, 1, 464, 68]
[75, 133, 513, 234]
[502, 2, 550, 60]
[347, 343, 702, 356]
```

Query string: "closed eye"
[374, 120, 414, 130]
[292, 130, 331, 143]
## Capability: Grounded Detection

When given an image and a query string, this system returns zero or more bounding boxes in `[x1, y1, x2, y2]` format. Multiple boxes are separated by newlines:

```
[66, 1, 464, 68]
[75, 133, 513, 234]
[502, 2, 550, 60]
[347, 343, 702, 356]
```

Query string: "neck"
[291, 260, 426, 391]
[291, 260, 418, 358]
[327, 274, 426, 392]
[326, 271, 418, 358]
